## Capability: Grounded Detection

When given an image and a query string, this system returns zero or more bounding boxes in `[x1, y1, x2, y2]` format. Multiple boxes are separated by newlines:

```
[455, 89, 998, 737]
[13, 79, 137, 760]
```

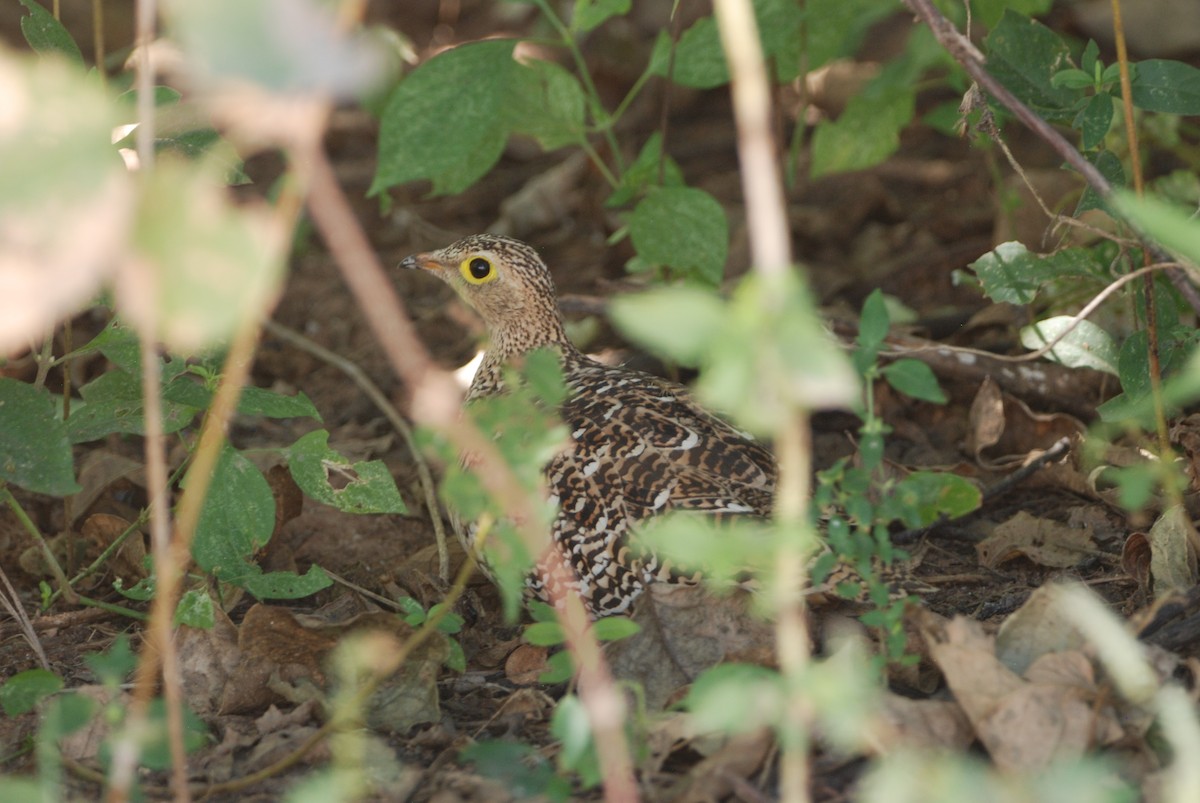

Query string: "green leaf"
[175, 589, 215, 628]
[507, 59, 587, 151]
[1075, 92, 1114, 151]
[969, 0, 1054, 28]
[628, 186, 728, 285]
[697, 272, 860, 433]
[68, 370, 201, 444]
[1050, 68, 1094, 91]
[881, 359, 947, 403]
[0, 378, 79, 495]
[190, 445, 330, 600]
[85, 636, 136, 686]
[523, 348, 568, 408]
[608, 286, 725, 366]
[0, 669, 63, 716]
[18, 0, 83, 64]
[857, 289, 890, 354]
[539, 650, 574, 684]
[811, 75, 913, 177]
[571, 0, 631, 34]
[460, 740, 571, 801]
[983, 10, 1076, 122]
[236, 387, 321, 419]
[970, 242, 1103, 305]
[591, 616, 640, 642]
[1130, 60, 1200, 114]
[879, 471, 981, 527]
[137, 699, 209, 770]
[128, 157, 285, 353]
[165, 0, 387, 95]
[686, 663, 783, 733]
[607, 132, 685, 207]
[373, 40, 519, 196]
[1020, 317, 1119, 375]
[1114, 191, 1200, 266]
[287, 429, 407, 514]
[1075, 149, 1125, 214]
[524, 620, 565, 646]
[550, 694, 601, 787]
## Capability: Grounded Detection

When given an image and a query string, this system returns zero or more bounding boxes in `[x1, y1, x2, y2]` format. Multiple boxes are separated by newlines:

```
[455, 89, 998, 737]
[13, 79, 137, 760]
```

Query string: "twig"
[712, 1, 810, 801]
[2, 488, 75, 604]
[0, 563, 49, 670]
[298, 140, 639, 803]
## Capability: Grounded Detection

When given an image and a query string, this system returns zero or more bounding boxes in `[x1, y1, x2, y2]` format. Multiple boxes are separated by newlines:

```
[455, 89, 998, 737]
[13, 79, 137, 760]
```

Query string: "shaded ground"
[2, 2, 1200, 801]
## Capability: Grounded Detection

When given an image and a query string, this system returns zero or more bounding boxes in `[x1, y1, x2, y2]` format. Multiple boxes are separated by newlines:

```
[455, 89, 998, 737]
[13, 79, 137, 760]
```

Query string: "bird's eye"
[460, 256, 496, 285]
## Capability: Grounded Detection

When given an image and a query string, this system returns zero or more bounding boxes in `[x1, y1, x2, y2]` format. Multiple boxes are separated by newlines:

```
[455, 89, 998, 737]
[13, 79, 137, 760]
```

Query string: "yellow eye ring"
[460, 256, 497, 285]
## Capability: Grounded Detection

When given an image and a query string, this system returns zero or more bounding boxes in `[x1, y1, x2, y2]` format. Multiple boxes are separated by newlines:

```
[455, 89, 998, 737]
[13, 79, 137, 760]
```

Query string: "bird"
[400, 234, 780, 617]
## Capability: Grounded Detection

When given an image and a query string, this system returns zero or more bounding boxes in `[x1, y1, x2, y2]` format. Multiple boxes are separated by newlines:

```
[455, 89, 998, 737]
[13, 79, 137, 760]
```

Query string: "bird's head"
[401, 234, 568, 354]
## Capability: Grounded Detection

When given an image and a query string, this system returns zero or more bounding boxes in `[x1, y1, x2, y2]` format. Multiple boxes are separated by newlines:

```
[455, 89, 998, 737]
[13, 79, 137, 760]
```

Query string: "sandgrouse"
[402, 234, 778, 617]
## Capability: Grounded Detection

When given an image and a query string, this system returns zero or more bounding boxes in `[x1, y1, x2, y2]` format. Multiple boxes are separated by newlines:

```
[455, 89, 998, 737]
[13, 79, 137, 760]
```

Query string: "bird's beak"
[399, 252, 446, 272]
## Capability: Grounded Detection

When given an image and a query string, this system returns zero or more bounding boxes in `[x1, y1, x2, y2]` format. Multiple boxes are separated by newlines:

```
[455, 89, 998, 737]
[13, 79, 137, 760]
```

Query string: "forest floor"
[2, 2, 1200, 801]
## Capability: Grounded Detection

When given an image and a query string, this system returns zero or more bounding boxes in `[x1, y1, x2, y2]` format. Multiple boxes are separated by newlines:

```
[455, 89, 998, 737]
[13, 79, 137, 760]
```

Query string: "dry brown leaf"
[966, 377, 1083, 469]
[872, 693, 974, 752]
[608, 584, 775, 710]
[1121, 532, 1152, 592]
[68, 449, 145, 526]
[976, 510, 1095, 569]
[177, 604, 241, 717]
[80, 513, 145, 586]
[995, 583, 1086, 676]
[1147, 505, 1198, 597]
[673, 728, 773, 803]
[504, 643, 548, 686]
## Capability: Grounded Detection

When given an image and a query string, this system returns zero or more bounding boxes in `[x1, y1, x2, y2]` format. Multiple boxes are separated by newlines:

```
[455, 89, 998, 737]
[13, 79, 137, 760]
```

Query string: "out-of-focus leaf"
[984, 10, 1076, 122]
[609, 286, 725, 366]
[1130, 59, 1200, 115]
[121, 156, 286, 354]
[0, 51, 131, 353]
[165, 0, 388, 95]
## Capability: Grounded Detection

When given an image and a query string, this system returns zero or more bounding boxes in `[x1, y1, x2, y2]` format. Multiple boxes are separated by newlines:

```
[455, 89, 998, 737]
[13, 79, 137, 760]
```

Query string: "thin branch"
[0, 563, 49, 671]
[712, 1, 810, 801]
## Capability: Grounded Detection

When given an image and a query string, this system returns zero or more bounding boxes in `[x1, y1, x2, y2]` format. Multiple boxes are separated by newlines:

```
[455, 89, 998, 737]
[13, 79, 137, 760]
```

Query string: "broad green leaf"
[237, 387, 321, 419]
[523, 347, 569, 408]
[1075, 92, 1114, 151]
[539, 650, 573, 684]
[138, 699, 209, 770]
[608, 286, 725, 366]
[18, 0, 83, 64]
[68, 370, 201, 443]
[507, 59, 587, 151]
[571, 0, 631, 33]
[0, 378, 79, 495]
[1020, 317, 1119, 375]
[373, 40, 519, 195]
[606, 132, 685, 207]
[969, 0, 1054, 28]
[1130, 60, 1200, 115]
[287, 429, 407, 514]
[165, 0, 387, 95]
[1115, 192, 1200, 266]
[0, 669, 63, 716]
[1051, 69, 1095, 91]
[628, 187, 728, 285]
[459, 740, 571, 801]
[983, 10, 1076, 122]
[524, 621, 565, 646]
[189, 444, 328, 599]
[970, 242, 1103, 305]
[84, 636, 136, 685]
[811, 76, 913, 177]
[881, 359, 947, 404]
[550, 695, 601, 786]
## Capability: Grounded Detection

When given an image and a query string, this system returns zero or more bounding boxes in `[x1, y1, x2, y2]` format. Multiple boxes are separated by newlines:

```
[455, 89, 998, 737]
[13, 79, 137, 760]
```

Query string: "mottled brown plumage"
[401, 235, 778, 616]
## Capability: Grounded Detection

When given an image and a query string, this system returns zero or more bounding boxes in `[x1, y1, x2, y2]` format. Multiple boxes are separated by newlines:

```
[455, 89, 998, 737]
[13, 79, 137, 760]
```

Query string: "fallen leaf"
[976, 510, 1095, 569]
[995, 583, 1086, 676]
[1147, 505, 1198, 597]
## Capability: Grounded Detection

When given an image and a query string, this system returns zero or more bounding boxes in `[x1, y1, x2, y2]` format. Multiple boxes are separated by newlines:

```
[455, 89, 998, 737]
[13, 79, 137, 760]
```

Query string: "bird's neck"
[469, 315, 577, 399]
